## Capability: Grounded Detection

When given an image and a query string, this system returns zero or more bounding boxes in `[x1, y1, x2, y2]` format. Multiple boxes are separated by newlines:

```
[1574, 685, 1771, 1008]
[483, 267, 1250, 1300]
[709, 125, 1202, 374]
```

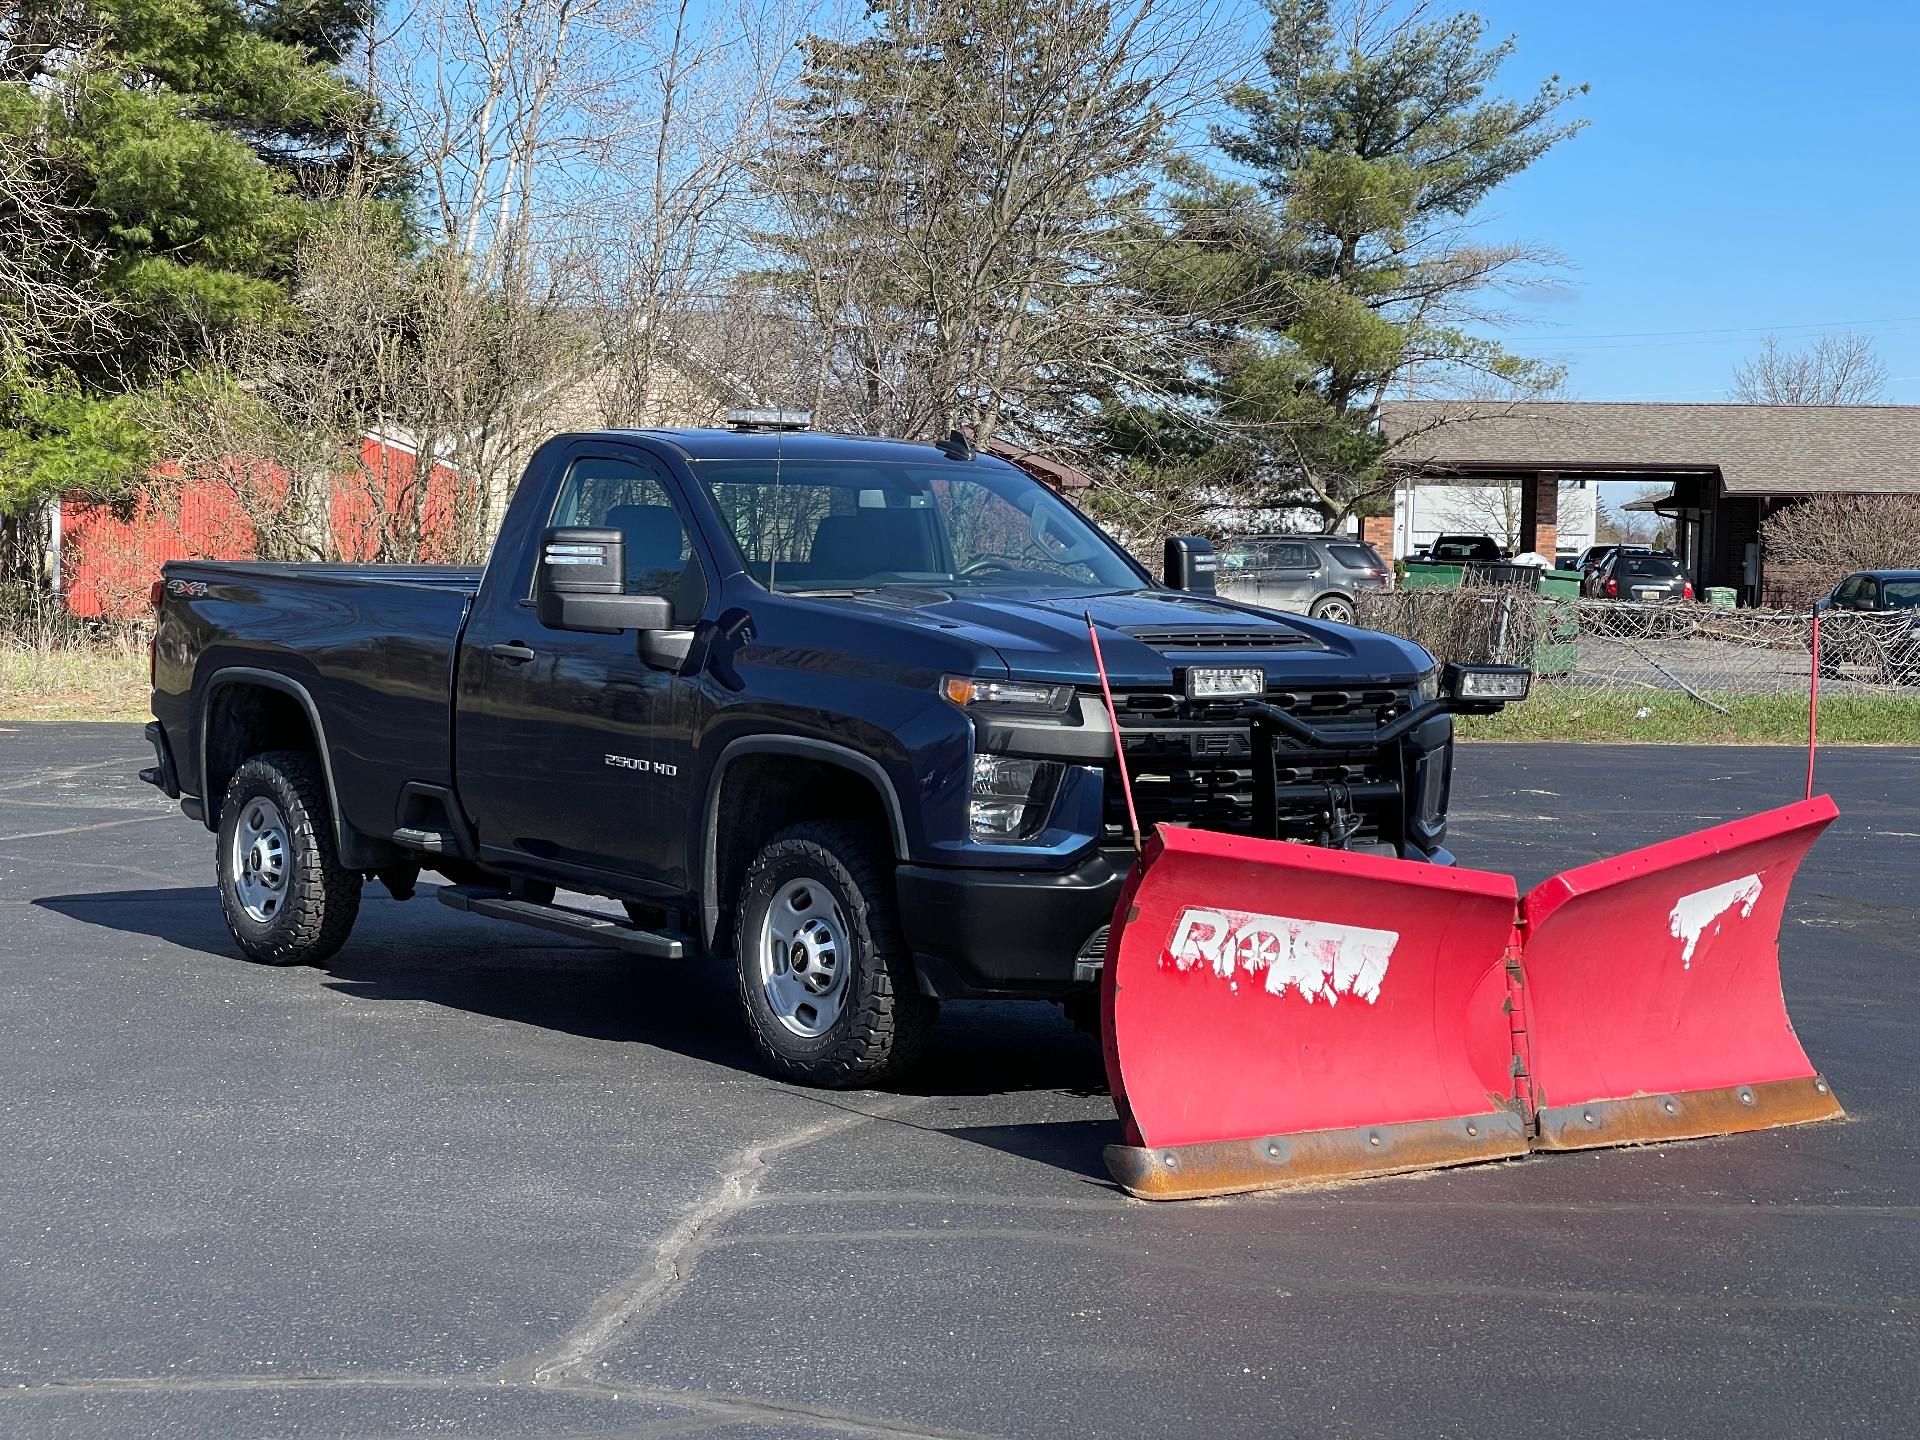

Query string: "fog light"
[969, 756, 1061, 841]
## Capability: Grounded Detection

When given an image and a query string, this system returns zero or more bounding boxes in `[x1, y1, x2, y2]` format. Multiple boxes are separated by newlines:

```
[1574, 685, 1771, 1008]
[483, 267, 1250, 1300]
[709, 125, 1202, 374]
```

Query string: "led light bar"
[1185, 667, 1264, 700]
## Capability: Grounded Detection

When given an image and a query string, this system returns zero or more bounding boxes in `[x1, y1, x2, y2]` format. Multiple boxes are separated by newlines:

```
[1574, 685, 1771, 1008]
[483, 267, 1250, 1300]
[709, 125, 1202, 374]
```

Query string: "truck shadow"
[32, 885, 1111, 1108]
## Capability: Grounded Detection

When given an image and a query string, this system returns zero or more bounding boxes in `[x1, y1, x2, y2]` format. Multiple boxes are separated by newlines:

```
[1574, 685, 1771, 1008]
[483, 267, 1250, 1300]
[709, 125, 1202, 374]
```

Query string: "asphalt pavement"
[1, 725, 1915, 1438]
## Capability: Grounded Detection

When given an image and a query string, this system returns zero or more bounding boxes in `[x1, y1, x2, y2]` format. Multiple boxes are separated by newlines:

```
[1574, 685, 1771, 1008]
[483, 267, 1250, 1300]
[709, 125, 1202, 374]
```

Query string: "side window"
[546, 456, 706, 620]
[1834, 575, 1866, 609]
[1273, 543, 1314, 569]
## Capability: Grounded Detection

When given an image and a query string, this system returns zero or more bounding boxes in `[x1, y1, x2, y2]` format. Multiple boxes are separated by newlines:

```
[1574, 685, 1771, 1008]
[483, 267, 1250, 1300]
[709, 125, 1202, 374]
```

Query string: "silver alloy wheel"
[758, 878, 850, 1037]
[1314, 596, 1355, 624]
[229, 796, 291, 924]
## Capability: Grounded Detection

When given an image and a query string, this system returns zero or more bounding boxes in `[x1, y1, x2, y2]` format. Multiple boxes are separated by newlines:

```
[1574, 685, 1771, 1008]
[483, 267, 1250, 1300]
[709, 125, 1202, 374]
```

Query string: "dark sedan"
[1585, 549, 1693, 602]
[1817, 570, 1920, 684]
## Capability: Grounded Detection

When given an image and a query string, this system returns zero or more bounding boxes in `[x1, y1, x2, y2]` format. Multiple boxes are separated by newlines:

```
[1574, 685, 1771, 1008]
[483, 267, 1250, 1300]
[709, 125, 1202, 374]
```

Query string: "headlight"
[943, 675, 1074, 715]
[969, 755, 1062, 841]
[1416, 664, 1442, 702]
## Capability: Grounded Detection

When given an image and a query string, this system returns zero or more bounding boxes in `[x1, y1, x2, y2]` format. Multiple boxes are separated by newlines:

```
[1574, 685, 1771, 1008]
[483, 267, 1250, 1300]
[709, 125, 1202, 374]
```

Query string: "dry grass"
[0, 640, 150, 721]
[1459, 689, 1920, 745]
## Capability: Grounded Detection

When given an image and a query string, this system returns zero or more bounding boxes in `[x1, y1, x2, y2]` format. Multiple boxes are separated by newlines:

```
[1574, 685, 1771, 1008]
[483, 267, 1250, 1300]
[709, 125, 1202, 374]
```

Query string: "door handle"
[490, 642, 536, 664]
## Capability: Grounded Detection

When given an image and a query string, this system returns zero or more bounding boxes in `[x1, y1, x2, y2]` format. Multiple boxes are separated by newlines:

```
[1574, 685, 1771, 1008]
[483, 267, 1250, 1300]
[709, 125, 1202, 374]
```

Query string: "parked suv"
[1585, 549, 1693, 602]
[1214, 534, 1392, 623]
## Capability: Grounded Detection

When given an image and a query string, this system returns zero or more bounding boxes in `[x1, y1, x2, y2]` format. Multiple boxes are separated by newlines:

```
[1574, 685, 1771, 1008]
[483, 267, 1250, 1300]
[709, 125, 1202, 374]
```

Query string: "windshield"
[690, 457, 1147, 594]
[1433, 537, 1498, 561]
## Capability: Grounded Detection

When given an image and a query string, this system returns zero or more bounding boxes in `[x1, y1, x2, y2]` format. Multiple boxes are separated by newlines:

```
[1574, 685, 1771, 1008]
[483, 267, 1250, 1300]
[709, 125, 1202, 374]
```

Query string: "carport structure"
[1379, 400, 1920, 604]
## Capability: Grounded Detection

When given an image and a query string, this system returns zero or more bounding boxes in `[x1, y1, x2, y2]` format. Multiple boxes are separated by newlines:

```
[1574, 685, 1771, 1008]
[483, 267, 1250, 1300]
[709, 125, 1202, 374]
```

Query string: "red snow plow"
[1100, 796, 1844, 1201]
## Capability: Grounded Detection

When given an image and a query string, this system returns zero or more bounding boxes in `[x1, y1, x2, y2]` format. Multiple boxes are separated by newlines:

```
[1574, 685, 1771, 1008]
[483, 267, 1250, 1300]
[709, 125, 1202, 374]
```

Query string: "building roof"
[1378, 400, 1920, 496]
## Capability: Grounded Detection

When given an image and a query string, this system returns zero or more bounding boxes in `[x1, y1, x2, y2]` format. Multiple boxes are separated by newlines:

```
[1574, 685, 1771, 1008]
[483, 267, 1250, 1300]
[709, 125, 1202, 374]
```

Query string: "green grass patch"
[0, 643, 149, 722]
[1459, 687, 1920, 744]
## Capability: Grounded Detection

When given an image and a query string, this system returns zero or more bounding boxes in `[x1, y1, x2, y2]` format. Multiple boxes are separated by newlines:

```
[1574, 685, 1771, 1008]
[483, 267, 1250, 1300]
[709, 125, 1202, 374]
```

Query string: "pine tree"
[1, 0, 383, 577]
[757, 0, 1178, 446]
[1101, 0, 1585, 537]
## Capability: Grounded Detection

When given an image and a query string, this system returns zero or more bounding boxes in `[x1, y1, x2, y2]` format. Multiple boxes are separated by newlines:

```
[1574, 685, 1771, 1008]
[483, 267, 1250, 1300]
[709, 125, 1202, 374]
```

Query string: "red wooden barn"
[60, 434, 462, 617]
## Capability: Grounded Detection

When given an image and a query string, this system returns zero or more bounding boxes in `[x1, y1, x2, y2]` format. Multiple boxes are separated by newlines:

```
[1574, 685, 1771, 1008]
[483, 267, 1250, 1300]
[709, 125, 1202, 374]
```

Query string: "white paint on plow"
[1668, 873, 1764, 968]
[1165, 907, 1398, 1004]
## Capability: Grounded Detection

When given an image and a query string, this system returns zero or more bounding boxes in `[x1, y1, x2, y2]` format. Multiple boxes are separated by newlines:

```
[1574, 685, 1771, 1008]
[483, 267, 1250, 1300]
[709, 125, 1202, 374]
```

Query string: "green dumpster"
[1395, 563, 1579, 677]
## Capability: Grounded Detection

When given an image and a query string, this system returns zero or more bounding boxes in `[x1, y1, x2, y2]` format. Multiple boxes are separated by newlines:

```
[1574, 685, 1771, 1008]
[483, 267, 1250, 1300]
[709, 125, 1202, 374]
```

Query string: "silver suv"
[1214, 535, 1393, 623]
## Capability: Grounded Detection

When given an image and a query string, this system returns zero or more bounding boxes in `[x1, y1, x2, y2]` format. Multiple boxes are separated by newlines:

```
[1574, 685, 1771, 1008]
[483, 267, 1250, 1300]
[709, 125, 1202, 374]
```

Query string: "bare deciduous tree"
[757, 0, 1237, 447]
[1760, 493, 1920, 606]
[1731, 333, 1888, 406]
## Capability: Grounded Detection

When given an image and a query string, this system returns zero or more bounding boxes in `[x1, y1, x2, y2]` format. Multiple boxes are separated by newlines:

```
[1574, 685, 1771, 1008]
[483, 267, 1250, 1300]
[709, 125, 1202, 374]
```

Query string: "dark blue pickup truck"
[142, 424, 1522, 1084]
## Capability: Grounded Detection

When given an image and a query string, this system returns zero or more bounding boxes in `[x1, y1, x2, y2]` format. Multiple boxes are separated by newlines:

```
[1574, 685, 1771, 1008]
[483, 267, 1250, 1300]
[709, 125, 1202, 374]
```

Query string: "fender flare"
[197, 666, 351, 858]
[699, 734, 911, 948]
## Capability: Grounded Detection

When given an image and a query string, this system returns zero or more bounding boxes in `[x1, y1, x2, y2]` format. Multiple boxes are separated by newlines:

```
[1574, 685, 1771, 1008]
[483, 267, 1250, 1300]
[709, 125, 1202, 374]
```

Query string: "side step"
[437, 884, 687, 959]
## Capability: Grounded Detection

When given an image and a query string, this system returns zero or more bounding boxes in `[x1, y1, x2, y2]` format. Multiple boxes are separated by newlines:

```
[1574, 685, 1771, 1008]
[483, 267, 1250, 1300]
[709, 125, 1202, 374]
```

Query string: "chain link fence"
[1356, 584, 1920, 705]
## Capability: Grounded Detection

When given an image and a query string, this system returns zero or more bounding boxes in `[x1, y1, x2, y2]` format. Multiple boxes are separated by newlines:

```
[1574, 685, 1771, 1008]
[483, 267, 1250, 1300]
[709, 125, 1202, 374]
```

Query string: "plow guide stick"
[1102, 798, 1845, 1201]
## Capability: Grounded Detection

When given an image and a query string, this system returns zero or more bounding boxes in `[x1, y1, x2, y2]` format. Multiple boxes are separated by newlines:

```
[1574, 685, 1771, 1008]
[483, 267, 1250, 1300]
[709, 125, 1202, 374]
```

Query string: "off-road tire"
[732, 821, 935, 1086]
[216, 751, 361, 966]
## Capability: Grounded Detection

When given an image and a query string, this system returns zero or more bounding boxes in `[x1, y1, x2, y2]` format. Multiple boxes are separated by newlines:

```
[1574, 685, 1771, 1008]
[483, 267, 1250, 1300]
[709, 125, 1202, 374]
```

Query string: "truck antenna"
[1085, 610, 1141, 853]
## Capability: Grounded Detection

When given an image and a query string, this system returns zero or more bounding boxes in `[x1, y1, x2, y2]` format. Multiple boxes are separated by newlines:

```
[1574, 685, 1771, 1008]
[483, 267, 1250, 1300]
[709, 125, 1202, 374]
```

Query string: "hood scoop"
[1124, 626, 1322, 653]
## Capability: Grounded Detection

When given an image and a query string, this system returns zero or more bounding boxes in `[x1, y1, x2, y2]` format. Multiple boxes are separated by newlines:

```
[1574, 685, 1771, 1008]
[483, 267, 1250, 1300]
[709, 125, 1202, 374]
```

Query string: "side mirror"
[1163, 536, 1218, 593]
[535, 527, 673, 634]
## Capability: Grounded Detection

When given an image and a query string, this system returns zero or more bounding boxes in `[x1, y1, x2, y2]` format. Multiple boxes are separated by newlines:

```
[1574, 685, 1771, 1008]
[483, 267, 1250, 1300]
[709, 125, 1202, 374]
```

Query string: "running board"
[437, 885, 687, 959]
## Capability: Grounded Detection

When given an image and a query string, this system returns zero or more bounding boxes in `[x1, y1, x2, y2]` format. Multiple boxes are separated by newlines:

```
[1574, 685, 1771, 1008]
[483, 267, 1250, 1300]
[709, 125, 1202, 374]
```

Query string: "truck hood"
[829, 586, 1432, 687]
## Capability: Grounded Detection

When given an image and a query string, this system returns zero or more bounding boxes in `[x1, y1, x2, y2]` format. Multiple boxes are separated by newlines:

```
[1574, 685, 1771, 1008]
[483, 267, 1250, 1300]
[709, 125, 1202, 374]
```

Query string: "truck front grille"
[1092, 686, 1408, 845]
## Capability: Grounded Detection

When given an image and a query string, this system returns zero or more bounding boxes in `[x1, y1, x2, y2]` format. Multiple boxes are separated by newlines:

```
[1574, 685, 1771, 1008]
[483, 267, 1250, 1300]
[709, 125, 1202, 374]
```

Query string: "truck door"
[456, 444, 710, 894]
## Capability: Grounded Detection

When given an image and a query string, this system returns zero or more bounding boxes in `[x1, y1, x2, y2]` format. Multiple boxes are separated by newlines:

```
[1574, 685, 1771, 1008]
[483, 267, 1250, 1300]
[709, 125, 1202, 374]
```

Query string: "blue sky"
[1395, 0, 1920, 403]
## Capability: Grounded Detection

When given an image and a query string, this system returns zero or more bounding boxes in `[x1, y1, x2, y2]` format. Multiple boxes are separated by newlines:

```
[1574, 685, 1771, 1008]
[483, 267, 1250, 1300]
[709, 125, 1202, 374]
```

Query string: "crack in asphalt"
[511, 1101, 908, 1389]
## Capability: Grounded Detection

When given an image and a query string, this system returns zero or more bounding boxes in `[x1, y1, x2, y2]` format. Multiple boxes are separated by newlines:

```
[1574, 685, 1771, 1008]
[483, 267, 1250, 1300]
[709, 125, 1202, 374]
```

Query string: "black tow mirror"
[535, 526, 673, 634]
[1164, 536, 1217, 593]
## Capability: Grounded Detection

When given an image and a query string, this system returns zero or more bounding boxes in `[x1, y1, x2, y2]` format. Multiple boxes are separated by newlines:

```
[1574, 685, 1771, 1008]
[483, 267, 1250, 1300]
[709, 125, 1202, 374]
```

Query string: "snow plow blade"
[1517, 795, 1845, 1151]
[1101, 828, 1530, 1201]
[1100, 798, 1844, 1201]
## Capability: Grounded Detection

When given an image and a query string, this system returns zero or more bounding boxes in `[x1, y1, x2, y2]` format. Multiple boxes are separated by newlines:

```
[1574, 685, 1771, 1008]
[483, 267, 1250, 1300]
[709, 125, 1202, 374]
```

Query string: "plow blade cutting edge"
[1102, 797, 1844, 1201]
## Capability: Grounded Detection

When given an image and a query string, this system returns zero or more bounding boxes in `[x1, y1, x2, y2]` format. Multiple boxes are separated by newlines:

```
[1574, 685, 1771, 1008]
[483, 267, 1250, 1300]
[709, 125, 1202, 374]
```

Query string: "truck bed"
[154, 559, 483, 847]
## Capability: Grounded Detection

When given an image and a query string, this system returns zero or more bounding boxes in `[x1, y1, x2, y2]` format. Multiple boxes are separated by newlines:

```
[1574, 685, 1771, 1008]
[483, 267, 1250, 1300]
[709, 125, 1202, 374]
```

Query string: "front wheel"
[1309, 594, 1356, 624]
[216, 751, 361, 966]
[732, 821, 935, 1086]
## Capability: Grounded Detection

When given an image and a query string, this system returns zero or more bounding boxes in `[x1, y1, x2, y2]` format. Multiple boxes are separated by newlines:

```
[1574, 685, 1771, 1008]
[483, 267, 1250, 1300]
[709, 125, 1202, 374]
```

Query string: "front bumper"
[897, 833, 1454, 1000]
[896, 851, 1128, 998]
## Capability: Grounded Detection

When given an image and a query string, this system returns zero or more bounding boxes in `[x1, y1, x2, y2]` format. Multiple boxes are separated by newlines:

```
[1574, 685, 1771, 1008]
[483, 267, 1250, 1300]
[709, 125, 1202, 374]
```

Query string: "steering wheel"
[958, 556, 1026, 577]
[1028, 503, 1096, 566]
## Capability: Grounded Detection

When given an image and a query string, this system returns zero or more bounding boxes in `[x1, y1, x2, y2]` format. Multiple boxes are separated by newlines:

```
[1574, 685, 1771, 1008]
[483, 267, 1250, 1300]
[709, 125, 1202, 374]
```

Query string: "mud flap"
[1101, 827, 1530, 1200]
[1517, 795, 1845, 1150]
[1101, 799, 1845, 1201]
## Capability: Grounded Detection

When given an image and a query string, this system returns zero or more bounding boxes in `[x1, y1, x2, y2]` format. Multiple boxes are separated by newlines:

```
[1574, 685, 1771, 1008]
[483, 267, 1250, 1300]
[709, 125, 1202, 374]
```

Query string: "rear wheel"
[732, 821, 935, 1086]
[1309, 594, 1356, 624]
[216, 751, 361, 966]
